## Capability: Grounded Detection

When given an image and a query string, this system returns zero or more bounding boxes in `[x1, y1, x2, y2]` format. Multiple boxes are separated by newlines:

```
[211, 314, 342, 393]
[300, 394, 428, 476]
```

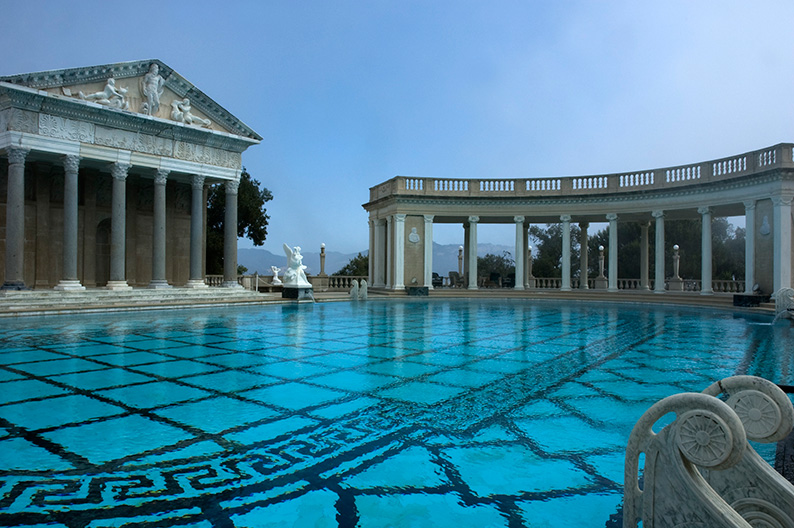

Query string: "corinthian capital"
[111, 163, 130, 181]
[8, 147, 30, 165]
[62, 155, 81, 174]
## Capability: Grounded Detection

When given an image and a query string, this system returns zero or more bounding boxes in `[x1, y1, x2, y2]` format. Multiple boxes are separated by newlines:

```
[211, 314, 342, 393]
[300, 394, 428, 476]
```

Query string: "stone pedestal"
[283, 286, 313, 300]
[668, 278, 684, 291]
[594, 277, 608, 290]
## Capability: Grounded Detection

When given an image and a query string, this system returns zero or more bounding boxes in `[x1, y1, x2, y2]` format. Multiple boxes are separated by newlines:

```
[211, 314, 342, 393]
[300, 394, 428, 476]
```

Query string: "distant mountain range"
[238, 243, 513, 276]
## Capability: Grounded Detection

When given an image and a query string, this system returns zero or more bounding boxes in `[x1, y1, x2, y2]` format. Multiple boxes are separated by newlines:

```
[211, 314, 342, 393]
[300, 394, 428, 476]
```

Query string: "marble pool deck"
[0, 286, 773, 318]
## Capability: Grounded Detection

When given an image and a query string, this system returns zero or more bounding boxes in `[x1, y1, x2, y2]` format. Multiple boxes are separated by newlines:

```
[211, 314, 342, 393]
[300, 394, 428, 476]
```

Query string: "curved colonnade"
[363, 143, 794, 296]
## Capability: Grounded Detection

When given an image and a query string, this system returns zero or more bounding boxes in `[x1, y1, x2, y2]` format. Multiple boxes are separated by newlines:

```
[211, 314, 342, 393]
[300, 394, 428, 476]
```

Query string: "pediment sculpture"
[78, 78, 129, 110]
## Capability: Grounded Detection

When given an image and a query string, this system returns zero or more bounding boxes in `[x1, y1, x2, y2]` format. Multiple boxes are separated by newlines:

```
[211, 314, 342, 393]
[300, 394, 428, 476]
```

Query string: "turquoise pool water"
[0, 299, 792, 527]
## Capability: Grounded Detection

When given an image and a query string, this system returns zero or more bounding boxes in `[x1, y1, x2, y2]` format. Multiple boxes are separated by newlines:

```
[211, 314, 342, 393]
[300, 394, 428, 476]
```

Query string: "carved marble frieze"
[94, 126, 174, 157]
[0, 108, 38, 133]
[174, 141, 241, 169]
[39, 114, 95, 143]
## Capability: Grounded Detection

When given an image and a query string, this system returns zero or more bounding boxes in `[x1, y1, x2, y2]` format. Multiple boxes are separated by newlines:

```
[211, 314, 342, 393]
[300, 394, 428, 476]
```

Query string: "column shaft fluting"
[514, 216, 525, 290]
[107, 163, 132, 290]
[222, 179, 242, 288]
[185, 175, 207, 287]
[579, 222, 589, 289]
[2, 148, 29, 290]
[393, 214, 406, 290]
[699, 206, 713, 295]
[744, 201, 755, 294]
[423, 215, 434, 289]
[561, 215, 571, 291]
[652, 211, 665, 293]
[467, 216, 478, 290]
[55, 155, 85, 291]
[607, 213, 618, 292]
[150, 170, 170, 288]
[639, 222, 649, 290]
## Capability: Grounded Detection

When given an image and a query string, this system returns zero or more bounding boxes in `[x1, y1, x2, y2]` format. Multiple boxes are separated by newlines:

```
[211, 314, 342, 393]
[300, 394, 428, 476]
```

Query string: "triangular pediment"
[0, 59, 261, 141]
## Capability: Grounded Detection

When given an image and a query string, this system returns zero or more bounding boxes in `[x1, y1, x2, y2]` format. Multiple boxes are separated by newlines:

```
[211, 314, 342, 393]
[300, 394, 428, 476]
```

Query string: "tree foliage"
[477, 251, 515, 280]
[334, 253, 369, 276]
[206, 169, 273, 275]
[530, 217, 745, 281]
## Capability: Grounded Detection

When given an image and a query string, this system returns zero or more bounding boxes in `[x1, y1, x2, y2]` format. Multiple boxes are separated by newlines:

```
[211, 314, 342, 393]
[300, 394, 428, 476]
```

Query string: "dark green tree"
[477, 251, 515, 283]
[206, 169, 273, 275]
[334, 253, 369, 276]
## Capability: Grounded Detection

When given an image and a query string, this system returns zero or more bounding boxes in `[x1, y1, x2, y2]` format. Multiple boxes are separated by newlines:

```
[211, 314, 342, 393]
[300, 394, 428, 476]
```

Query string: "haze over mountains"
[238, 243, 514, 276]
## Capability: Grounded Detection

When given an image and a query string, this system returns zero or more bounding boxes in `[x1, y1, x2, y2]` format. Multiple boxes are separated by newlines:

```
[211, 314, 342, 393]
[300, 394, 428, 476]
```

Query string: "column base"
[700, 290, 713, 296]
[105, 281, 133, 291]
[513, 285, 525, 291]
[148, 280, 172, 289]
[54, 280, 86, 291]
[221, 281, 244, 289]
[1, 281, 29, 291]
[184, 279, 208, 289]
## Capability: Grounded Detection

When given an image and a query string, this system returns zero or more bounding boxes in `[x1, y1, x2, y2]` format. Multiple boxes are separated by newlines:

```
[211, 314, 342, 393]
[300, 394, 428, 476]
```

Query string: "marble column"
[744, 200, 756, 294]
[386, 216, 393, 288]
[55, 155, 85, 291]
[368, 220, 375, 284]
[467, 216, 479, 290]
[579, 222, 589, 289]
[607, 213, 618, 292]
[2, 148, 30, 290]
[393, 214, 406, 290]
[514, 216, 525, 290]
[772, 195, 793, 293]
[149, 169, 171, 288]
[374, 219, 386, 288]
[463, 222, 470, 284]
[423, 215, 434, 289]
[185, 175, 208, 288]
[698, 206, 713, 295]
[561, 215, 571, 291]
[524, 223, 531, 288]
[222, 178, 243, 288]
[106, 162, 132, 290]
[652, 210, 665, 293]
[639, 221, 650, 290]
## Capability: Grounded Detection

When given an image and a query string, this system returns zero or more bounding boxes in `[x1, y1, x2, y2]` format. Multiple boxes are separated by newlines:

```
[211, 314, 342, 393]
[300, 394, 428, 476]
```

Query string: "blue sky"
[2, 1, 793, 253]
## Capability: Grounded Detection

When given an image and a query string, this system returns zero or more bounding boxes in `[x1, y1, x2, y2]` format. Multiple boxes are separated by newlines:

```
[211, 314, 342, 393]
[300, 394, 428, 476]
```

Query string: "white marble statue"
[270, 266, 282, 285]
[140, 63, 165, 116]
[171, 98, 211, 127]
[79, 78, 129, 110]
[282, 244, 311, 288]
[359, 279, 368, 300]
[349, 279, 359, 300]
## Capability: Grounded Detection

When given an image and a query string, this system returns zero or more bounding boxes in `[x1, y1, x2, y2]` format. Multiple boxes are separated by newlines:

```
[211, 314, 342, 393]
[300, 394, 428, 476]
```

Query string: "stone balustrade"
[370, 144, 794, 202]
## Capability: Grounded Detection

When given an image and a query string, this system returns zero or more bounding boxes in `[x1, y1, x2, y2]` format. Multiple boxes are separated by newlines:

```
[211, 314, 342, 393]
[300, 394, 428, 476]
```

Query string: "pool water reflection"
[0, 300, 791, 527]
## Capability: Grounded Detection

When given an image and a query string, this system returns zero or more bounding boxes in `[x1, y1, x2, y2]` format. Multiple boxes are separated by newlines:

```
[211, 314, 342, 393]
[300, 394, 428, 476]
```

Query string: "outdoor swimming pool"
[0, 299, 792, 527]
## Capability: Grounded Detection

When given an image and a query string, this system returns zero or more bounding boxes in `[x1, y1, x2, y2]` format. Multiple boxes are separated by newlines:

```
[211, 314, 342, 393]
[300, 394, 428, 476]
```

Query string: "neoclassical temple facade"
[363, 143, 794, 295]
[0, 60, 260, 290]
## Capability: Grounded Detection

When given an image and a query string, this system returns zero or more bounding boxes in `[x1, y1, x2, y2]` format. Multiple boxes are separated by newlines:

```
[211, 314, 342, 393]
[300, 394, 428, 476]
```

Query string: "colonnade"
[1, 148, 241, 291]
[367, 196, 792, 295]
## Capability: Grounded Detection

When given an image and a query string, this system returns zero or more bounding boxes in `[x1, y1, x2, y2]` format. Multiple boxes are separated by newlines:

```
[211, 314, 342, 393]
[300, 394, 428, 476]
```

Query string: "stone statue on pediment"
[79, 78, 129, 110]
[140, 63, 165, 116]
[171, 98, 211, 128]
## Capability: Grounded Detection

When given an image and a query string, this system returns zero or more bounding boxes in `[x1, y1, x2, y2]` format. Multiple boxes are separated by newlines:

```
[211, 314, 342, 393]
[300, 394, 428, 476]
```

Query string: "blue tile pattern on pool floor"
[0, 299, 792, 527]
